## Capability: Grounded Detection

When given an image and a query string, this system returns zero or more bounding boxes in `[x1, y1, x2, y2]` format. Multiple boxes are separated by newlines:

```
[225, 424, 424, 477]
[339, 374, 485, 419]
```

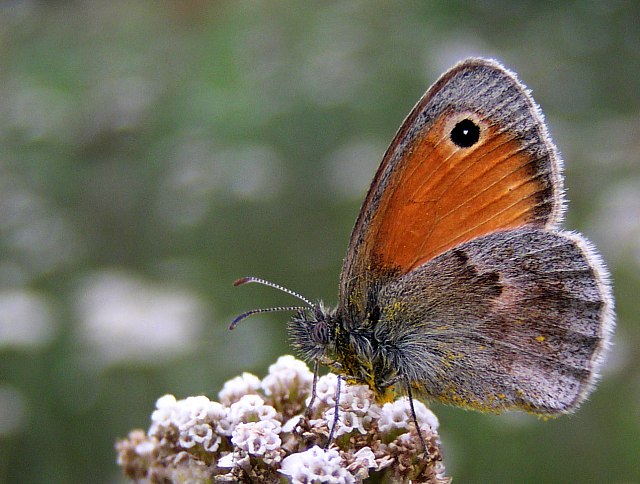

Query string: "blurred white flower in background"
[326, 139, 386, 201]
[0, 177, 83, 280]
[0, 289, 56, 349]
[0, 385, 27, 436]
[592, 178, 640, 266]
[73, 270, 206, 368]
[157, 140, 284, 229]
[5, 76, 75, 142]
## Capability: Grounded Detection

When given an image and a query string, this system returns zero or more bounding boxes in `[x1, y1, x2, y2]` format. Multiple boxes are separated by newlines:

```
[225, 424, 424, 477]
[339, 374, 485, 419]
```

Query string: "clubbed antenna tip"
[233, 277, 252, 287]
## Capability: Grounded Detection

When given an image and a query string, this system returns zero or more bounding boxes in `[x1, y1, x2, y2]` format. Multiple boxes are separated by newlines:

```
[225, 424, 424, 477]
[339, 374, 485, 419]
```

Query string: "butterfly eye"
[311, 320, 331, 345]
[450, 118, 480, 148]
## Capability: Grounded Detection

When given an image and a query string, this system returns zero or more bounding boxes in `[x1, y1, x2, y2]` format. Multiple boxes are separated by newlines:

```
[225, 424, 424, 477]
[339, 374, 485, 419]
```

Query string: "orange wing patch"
[367, 114, 552, 273]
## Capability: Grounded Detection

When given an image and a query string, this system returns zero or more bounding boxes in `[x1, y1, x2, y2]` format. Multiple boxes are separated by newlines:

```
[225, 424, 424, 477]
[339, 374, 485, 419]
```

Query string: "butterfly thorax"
[289, 302, 399, 403]
[334, 319, 399, 403]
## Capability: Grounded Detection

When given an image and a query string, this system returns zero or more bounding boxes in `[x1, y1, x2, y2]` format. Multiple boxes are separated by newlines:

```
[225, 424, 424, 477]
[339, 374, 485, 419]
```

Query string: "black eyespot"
[450, 118, 480, 148]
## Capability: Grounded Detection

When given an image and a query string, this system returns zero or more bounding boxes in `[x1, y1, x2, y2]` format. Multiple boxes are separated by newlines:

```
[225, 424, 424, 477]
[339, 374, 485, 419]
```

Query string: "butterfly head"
[288, 302, 338, 364]
[231, 276, 397, 400]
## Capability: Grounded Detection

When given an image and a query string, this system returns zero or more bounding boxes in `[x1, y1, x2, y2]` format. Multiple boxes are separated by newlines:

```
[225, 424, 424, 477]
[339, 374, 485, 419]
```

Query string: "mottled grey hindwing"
[375, 227, 614, 414]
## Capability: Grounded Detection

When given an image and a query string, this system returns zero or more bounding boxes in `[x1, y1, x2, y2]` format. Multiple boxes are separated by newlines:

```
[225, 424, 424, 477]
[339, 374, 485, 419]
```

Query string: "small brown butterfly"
[232, 58, 615, 449]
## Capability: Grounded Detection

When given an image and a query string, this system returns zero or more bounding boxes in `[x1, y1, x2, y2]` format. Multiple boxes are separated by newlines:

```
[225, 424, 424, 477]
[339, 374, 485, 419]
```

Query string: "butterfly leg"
[406, 377, 428, 454]
[325, 375, 342, 449]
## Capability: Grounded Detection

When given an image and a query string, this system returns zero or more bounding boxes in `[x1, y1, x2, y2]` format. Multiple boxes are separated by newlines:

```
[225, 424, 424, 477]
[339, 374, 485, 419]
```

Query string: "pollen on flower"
[116, 355, 449, 483]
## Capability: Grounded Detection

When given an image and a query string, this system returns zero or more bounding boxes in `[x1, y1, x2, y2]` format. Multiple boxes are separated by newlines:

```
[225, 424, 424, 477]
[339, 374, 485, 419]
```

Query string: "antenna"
[230, 276, 314, 329]
[229, 305, 305, 330]
[233, 276, 314, 306]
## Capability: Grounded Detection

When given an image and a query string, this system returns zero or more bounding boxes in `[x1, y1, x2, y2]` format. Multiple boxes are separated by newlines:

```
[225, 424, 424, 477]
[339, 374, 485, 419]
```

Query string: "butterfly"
[232, 57, 615, 449]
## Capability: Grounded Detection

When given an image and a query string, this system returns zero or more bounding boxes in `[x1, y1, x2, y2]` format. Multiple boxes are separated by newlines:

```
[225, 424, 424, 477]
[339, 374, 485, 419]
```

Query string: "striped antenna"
[233, 276, 314, 306]
[229, 305, 305, 330]
[230, 276, 314, 330]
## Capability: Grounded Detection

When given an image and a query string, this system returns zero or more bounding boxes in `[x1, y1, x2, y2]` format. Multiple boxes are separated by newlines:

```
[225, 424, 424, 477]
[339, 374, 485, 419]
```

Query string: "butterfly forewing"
[339, 59, 564, 322]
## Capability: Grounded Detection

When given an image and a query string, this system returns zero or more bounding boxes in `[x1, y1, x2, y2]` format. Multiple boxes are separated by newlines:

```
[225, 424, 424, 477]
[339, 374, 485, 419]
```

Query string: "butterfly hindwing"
[372, 227, 613, 413]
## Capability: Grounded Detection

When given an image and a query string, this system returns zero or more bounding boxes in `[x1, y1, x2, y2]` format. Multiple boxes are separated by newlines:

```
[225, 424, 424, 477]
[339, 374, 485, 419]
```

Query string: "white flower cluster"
[309, 372, 375, 438]
[116, 355, 449, 483]
[280, 445, 355, 483]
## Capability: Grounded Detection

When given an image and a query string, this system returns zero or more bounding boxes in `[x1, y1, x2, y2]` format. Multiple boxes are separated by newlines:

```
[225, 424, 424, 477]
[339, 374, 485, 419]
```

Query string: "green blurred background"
[1, 1, 639, 482]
